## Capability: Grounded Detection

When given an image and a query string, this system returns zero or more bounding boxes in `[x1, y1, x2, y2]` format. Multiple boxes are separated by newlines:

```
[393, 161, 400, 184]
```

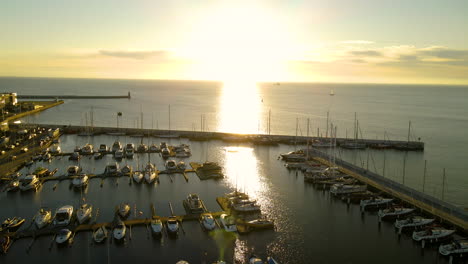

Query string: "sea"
[0, 77, 467, 263]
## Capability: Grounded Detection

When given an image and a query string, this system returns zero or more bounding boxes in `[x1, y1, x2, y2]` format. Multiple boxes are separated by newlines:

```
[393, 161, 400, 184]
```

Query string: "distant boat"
[330, 89, 335, 96]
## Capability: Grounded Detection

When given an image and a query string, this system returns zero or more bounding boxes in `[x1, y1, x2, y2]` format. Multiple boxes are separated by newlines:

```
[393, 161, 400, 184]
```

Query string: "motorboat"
[394, 217, 435, 233]
[330, 184, 367, 196]
[174, 144, 189, 153]
[56, 229, 73, 245]
[104, 163, 119, 175]
[280, 150, 306, 162]
[175, 150, 191, 158]
[378, 207, 415, 221]
[149, 144, 160, 153]
[114, 148, 124, 159]
[161, 147, 170, 159]
[76, 203, 93, 224]
[50, 144, 61, 154]
[150, 218, 163, 236]
[166, 216, 179, 235]
[5, 180, 19, 192]
[183, 194, 204, 214]
[200, 213, 216, 231]
[0, 235, 11, 254]
[113, 219, 126, 241]
[1, 217, 25, 232]
[360, 197, 394, 211]
[144, 163, 157, 184]
[72, 173, 89, 188]
[118, 203, 131, 219]
[132, 171, 144, 183]
[231, 200, 261, 213]
[81, 144, 94, 154]
[220, 214, 237, 232]
[125, 148, 134, 158]
[165, 160, 177, 171]
[112, 141, 122, 152]
[67, 166, 82, 176]
[413, 228, 455, 244]
[69, 152, 80, 161]
[121, 165, 133, 175]
[93, 226, 108, 243]
[439, 240, 468, 257]
[19, 174, 40, 191]
[98, 144, 109, 152]
[125, 143, 135, 152]
[177, 161, 186, 170]
[54, 205, 74, 226]
[137, 143, 148, 152]
[35, 208, 52, 229]
[246, 219, 274, 229]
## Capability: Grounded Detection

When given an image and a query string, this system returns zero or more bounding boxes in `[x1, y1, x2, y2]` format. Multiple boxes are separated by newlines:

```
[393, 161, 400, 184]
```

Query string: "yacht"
[144, 163, 157, 184]
[132, 171, 144, 183]
[56, 229, 72, 245]
[220, 214, 237, 232]
[231, 200, 261, 213]
[19, 174, 40, 191]
[150, 218, 163, 236]
[54, 205, 74, 226]
[69, 152, 80, 161]
[413, 228, 455, 244]
[118, 203, 131, 219]
[360, 197, 393, 211]
[330, 184, 367, 196]
[93, 226, 108, 243]
[200, 213, 216, 231]
[112, 141, 122, 152]
[67, 166, 82, 176]
[104, 163, 119, 175]
[113, 219, 126, 241]
[121, 165, 133, 175]
[246, 219, 274, 229]
[177, 161, 186, 170]
[280, 150, 306, 162]
[166, 216, 179, 235]
[439, 241, 468, 257]
[81, 144, 94, 154]
[378, 207, 415, 221]
[72, 173, 89, 188]
[161, 147, 170, 159]
[394, 217, 435, 232]
[183, 194, 204, 214]
[165, 160, 177, 171]
[76, 203, 93, 224]
[98, 144, 109, 152]
[35, 208, 52, 229]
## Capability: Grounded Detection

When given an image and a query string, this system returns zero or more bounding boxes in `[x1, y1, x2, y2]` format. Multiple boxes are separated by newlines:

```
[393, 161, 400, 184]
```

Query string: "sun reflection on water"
[218, 81, 262, 134]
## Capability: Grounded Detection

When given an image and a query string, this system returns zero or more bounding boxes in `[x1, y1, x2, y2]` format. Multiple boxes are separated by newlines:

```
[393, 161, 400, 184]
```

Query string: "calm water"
[0, 77, 467, 263]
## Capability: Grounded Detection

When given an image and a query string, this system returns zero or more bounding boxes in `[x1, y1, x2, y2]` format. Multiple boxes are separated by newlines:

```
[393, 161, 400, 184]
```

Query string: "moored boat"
[0, 235, 11, 254]
[439, 240, 468, 257]
[394, 217, 435, 233]
[69, 152, 80, 161]
[220, 214, 237, 232]
[144, 163, 157, 184]
[165, 160, 177, 171]
[166, 216, 179, 235]
[200, 213, 216, 231]
[67, 165, 82, 176]
[412, 228, 455, 245]
[360, 197, 394, 211]
[113, 219, 126, 241]
[249, 255, 264, 264]
[5, 180, 19, 192]
[1, 217, 25, 232]
[378, 207, 415, 221]
[121, 165, 133, 175]
[118, 203, 131, 219]
[330, 183, 367, 196]
[183, 194, 204, 214]
[132, 171, 144, 183]
[76, 203, 93, 224]
[19, 174, 40, 192]
[54, 205, 74, 226]
[98, 144, 109, 152]
[72, 174, 89, 188]
[150, 218, 163, 236]
[93, 226, 108, 243]
[35, 208, 52, 229]
[177, 161, 186, 170]
[55, 229, 72, 245]
[104, 163, 119, 175]
[111, 141, 122, 152]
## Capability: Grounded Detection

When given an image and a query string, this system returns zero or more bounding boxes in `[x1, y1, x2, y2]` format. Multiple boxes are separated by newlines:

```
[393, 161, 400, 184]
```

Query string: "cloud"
[98, 50, 170, 60]
[349, 50, 383, 57]
[418, 46, 468, 60]
[340, 40, 375, 45]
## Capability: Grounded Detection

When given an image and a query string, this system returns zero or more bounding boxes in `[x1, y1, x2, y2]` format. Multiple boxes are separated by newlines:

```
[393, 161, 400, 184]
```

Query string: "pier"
[308, 148, 468, 232]
[17, 92, 131, 100]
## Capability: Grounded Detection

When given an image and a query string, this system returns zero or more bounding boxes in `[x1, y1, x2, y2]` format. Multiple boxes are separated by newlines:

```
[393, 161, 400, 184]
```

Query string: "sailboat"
[341, 113, 366, 149]
[330, 89, 335, 96]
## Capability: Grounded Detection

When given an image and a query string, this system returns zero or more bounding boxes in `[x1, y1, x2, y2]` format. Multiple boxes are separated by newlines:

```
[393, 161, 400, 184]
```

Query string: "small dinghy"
[1, 217, 25, 232]
[378, 207, 414, 221]
[118, 203, 131, 219]
[439, 240, 468, 257]
[413, 228, 455, 247]
[35, 208, 52, 229]
[93, 226, 108, 243]
[132, 171, 144, 183]
[113, 219, 126, 241]
[360, 197, 393, 211]
[166, 216, 179, 235]
[200, 213, 216, 231]
[76, 204, 93, 224]
[394, 217, 435, 233]
[150, 218, 163, 236]
[56, 229, 72, 245]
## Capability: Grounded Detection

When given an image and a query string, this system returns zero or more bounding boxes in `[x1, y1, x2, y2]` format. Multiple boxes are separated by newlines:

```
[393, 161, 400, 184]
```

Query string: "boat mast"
[441, 168, 446, 201]
[422, 160, 427, 193]
[295, 117, 298, 150]
[326, 111, 329, 138]
[168, 104, 171, 131]
[407, 121, 411, 144]
[268, 109, 271, 135]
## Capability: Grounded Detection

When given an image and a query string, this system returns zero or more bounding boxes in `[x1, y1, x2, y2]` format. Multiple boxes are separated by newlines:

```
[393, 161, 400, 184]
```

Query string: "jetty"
[17, 92, 131, 100]
[308, 148, 468, 232]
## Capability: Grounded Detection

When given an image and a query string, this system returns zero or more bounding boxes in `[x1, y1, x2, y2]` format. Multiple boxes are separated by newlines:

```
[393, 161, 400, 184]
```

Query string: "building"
[0, 93, 18, 110]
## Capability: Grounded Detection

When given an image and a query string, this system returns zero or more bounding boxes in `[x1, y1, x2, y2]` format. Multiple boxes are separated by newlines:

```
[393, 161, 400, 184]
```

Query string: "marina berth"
[34, 208, 52, 229]
[54, 205, 73, 226]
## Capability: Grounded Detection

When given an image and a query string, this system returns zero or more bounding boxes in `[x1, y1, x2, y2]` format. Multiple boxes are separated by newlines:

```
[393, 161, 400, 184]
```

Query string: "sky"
[1, 0, 468, 84]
